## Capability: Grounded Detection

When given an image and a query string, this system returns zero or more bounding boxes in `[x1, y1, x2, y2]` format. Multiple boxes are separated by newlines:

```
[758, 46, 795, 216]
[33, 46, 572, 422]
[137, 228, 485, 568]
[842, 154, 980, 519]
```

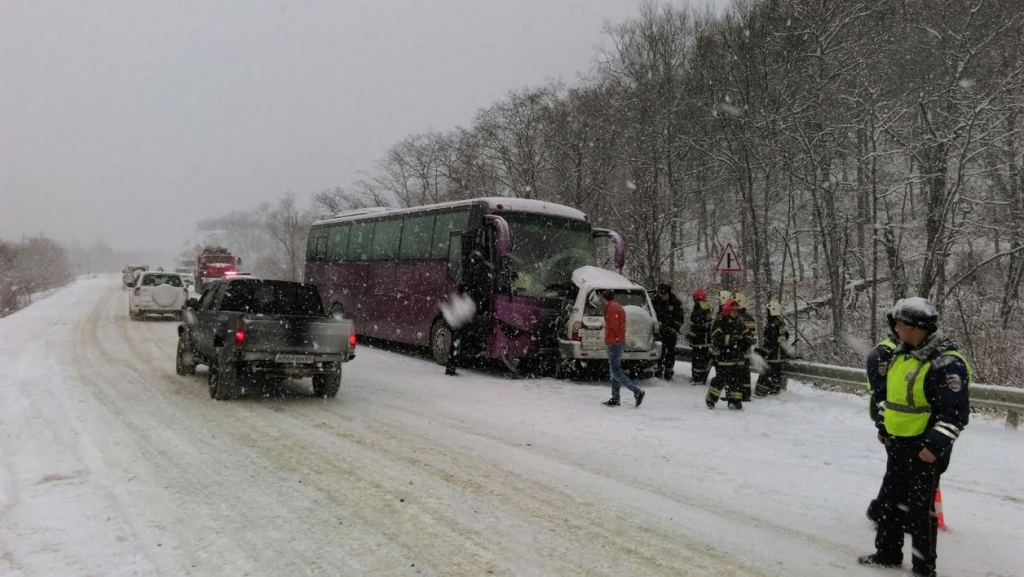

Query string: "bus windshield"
[505, 215, 595, 298]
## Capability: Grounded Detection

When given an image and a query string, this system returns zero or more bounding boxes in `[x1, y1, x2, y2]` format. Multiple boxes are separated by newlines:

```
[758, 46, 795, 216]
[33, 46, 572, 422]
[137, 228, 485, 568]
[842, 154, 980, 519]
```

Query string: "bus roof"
[313, 197, 587, 226]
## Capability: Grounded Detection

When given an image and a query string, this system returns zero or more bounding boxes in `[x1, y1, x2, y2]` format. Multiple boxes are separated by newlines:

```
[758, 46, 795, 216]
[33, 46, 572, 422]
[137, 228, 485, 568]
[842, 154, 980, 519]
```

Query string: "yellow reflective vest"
[884, 350, 971, 437]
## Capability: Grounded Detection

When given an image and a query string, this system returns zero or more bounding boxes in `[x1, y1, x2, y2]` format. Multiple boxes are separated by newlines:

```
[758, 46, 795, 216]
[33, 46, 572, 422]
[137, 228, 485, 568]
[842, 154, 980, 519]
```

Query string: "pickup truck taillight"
[571, 321, 582, 342]
[654, 321, 661, 339]
[349, 333, 357, 348]
[234, 318, 246, 346]
[133, 287, 140, 297]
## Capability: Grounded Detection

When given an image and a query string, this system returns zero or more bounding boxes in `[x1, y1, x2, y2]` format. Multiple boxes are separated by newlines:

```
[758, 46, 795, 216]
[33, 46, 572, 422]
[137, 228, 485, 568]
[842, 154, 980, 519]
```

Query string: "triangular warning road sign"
[715, 243, 743, 272]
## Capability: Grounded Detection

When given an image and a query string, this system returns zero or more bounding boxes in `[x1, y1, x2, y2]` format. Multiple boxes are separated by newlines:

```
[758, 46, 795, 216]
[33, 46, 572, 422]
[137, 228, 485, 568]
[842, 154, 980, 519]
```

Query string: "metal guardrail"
[676, 346, 1023, 429]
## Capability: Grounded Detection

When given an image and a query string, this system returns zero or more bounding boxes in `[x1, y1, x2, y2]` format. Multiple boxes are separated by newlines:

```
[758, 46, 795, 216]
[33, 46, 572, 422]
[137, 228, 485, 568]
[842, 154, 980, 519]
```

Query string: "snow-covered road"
[1, 277, 1021, 577]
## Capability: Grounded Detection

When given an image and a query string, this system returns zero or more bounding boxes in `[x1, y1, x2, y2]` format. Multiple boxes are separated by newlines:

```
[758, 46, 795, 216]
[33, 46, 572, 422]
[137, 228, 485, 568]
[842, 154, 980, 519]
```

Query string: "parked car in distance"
[176, 277, 355, 400]
[129, 271, 188, 320]
[122, 264, 148, 287]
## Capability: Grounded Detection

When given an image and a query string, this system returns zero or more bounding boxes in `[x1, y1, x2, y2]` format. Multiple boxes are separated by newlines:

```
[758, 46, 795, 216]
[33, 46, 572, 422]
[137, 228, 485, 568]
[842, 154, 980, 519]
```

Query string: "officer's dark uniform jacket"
[865, 337, 898, 422]
[686, 301, 713, 346]
[653, 293, 685, 335]
[871, 330, 970, 457]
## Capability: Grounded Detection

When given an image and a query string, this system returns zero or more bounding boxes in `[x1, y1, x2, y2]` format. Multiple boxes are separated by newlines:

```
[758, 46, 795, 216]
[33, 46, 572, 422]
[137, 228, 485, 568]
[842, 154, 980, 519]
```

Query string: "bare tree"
[264, 193, 312, 282]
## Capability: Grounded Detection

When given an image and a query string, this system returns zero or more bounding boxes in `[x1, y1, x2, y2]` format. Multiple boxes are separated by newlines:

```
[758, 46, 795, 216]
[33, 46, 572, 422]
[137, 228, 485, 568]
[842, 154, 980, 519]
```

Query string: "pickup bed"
[176, 277, 354, 400]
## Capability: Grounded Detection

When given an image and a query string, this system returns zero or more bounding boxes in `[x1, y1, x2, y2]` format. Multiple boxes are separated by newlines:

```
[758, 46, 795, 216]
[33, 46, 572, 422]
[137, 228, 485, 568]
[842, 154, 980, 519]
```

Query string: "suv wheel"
[176, 336, 196, 376]
[208, 360, 238, 400]
[312, 368, 342, 398]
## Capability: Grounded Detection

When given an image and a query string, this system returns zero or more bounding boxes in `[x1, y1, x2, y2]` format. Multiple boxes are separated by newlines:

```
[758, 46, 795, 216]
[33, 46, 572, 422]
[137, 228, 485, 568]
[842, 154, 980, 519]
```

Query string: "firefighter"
[754, 300, 789, 397]
[859, 298, 970, 577]
[652, 283, 685, 380]
[708, 290, 732, 392]
[685, 289, 713, 385]
[706, 298, 754, 410]
[734, 292, 757, 402]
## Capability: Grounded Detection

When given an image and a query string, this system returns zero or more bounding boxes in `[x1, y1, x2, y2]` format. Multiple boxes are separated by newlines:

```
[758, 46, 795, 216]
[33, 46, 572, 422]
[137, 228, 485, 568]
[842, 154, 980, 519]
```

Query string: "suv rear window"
[141, 274, 183, 287]
[219, 281, 324, 316]
[202, 256, 235, 264]
[584, 289, 650, 316]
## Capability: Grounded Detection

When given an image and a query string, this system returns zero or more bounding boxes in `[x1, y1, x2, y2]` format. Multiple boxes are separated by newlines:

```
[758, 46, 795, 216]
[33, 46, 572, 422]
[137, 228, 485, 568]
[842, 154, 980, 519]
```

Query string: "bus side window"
[432, 211, 470, 259]
[348, 222, 375, 261]
[447, 232, 463, 282]
[371, 218, 402, 261]
[399, 215, 435, 259]
[315, 235, 328, 260]
[306, 230, 321, 262]
[328, 225, 350, 261]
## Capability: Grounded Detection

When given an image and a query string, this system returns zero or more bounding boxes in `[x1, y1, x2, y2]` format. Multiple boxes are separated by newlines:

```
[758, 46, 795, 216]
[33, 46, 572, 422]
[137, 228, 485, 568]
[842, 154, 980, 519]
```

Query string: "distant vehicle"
[122, 264, 148, 287]
[129, 271, 187, 320]
[555, 266, 662, 379]
[304, 197, 625, 373]
[194, 246, 241, 293]
[176, 277, 355, 400]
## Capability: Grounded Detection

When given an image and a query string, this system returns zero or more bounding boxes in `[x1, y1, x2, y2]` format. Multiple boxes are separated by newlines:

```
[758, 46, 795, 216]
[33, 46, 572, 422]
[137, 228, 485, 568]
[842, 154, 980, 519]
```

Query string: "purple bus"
[304, 197, 624, 370]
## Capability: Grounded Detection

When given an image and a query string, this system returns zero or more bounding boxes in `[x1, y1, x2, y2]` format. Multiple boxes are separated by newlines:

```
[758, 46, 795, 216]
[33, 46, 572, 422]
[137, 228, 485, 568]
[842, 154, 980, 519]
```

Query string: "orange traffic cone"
[935, 487, 947, 531]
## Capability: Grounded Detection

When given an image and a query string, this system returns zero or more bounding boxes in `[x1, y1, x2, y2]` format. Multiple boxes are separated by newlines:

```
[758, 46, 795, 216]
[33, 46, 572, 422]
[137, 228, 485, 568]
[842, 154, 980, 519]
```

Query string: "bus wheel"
[430, 319, 451, 365]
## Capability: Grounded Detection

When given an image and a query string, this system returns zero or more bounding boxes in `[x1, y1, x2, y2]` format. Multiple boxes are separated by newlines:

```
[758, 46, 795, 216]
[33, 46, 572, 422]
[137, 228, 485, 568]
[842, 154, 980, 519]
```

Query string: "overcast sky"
[1, 0, 726, 252]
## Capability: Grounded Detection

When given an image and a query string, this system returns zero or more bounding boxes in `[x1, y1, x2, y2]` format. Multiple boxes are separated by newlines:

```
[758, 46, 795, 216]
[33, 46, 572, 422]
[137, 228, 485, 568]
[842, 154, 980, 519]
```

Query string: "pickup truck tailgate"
[240, 316, 350, 356]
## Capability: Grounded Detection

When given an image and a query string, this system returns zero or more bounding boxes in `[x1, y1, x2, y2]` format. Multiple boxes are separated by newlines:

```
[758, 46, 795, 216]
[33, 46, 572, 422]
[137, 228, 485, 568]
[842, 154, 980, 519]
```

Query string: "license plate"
[581, 331, 604, 349]
[275, 354, 314, 364]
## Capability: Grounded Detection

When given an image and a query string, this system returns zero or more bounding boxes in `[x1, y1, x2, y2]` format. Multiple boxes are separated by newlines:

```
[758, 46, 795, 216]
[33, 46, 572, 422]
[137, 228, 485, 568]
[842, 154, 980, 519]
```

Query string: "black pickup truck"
[175, 277, 355, 400]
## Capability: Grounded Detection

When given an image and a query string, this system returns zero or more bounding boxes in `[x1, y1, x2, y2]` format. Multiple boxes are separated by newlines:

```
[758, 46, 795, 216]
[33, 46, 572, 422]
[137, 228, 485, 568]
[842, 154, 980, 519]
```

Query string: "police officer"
[685, 289, 713, 385]
[652, 283, 685, 380]
[865, 312, 900, 524]
[859, 298, 970, 577]
[754, 300, 789, 397]
[733, 293, 757, 402]
[706, 298, 754, 410]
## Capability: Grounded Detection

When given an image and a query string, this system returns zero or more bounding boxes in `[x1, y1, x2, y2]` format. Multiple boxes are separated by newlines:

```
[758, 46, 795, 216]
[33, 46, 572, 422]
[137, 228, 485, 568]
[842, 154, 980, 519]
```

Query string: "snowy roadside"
[1, 276, 1021, 577]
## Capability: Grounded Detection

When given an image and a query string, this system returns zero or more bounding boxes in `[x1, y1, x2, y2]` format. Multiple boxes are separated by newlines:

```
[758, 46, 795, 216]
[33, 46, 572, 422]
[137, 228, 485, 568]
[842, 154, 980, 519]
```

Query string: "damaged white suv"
[555, 266, 662, 378]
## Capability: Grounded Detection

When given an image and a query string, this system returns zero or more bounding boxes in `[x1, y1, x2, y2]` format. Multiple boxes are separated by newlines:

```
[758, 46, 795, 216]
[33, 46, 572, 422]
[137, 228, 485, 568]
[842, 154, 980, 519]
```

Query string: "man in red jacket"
[600, 290, 646, 407]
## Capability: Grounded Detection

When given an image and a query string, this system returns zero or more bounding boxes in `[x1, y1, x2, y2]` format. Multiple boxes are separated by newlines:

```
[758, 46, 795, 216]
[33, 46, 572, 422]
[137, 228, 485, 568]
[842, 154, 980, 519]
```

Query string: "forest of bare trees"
[195, 0, 1022, 386]
[309, 0, 1022, 384]
[0, 235, 73, 315]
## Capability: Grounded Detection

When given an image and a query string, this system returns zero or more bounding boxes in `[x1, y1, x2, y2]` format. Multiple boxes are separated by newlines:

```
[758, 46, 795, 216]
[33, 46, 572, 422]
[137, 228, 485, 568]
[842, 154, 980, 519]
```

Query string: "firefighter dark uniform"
[652, 283, 685, 380]
[864, 328, 899, 525]
[754, 300, 789, 397]
[706, 299, 753, 410]
[709, 290, 732, 383]
[734, 293, 757, 401]
[685, 289, 713, 385]
[859, 298, 970, 577]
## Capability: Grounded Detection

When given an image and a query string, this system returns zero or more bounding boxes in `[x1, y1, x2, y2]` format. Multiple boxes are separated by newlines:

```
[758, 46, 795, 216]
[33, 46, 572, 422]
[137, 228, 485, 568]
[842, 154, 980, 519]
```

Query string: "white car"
[122, 264, 148, 287]
[129, 272, 188, 320]
[555, 266, 663, 378]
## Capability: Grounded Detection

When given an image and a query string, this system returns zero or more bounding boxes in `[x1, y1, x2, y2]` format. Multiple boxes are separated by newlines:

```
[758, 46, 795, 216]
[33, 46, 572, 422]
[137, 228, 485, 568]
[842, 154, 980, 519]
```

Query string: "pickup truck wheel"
[176, 336, 196, 376]
[312, 368, 341, 398]
[208, 361, 238, 400]
[430, 319, 451, 366]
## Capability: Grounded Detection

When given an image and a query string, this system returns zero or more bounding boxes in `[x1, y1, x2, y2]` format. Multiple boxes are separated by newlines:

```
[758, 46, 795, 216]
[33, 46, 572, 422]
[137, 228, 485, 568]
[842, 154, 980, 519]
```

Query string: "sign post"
[715, 242, 743, 293]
